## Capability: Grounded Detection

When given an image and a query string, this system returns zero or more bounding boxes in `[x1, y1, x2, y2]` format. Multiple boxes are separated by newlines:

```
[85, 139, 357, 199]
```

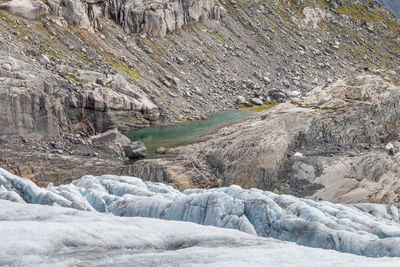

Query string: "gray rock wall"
[45, 0, 223, 36]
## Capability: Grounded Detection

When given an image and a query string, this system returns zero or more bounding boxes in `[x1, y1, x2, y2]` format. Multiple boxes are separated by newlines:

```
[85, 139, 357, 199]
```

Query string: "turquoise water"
[125, 110, 251, 158]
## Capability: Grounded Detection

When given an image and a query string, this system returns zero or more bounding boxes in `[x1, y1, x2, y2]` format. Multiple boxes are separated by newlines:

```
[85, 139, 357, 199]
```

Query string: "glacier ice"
[1, 168, 400, 257]
[2, 200, 400, 266]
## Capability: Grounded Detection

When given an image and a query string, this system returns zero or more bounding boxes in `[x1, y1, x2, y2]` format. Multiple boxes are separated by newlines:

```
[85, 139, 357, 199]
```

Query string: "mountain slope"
[0, 0, 400, 185]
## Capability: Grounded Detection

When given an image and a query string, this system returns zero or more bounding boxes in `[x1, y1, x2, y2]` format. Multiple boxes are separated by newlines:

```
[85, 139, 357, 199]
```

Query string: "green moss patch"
[241, 103, 276, 112]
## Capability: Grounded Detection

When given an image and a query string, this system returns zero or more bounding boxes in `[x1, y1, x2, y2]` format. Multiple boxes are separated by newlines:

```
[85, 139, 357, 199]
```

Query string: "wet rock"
[156, 147, 167, 154]
[124, 141, 147, 159]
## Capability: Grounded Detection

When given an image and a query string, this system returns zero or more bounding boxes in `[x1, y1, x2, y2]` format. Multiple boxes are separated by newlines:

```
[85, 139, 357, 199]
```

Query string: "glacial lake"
[125, 109, 251, 158]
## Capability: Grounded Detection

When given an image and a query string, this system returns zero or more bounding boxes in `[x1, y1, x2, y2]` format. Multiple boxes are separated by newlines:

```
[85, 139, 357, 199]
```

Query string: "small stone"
[199, 114, 208, 120]
[1, 63, 12, 71]
[293, 152, 303, 157]
[347, 152, 357, 157]
[283, 79, 291, 87]
[250, 97, 263, 105]
[193, 87, 202, 95]
[386, 143, 395, 156]
[96, 78, 105, 86]
[236, 96, 246, 105]
[163, 80, 172, 88]
[156, 147, 167, 154]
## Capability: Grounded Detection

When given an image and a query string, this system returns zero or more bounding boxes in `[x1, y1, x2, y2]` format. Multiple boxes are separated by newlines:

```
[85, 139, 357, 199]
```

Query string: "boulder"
[268, 89, 287, 101]
[91, 128, 131, 155]
[0, 0, 49, 19]
[124, 141, 147, 159]
[250, 98, 263, 105]
[156, 146, 167, 154]
[236, 96, 246, 105]
[386, 143, 395, 156]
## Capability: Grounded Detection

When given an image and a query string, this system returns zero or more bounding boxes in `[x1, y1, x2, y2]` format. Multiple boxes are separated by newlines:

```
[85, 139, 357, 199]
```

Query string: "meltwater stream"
[125, 110, 251, 158]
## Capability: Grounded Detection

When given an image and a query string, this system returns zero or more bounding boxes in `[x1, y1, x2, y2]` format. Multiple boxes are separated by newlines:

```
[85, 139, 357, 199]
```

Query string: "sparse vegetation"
[112, 61, 139, 80]
[65, 74, 83, 83]
[0, 11, 15, 27]
[212, 32, 226, 44]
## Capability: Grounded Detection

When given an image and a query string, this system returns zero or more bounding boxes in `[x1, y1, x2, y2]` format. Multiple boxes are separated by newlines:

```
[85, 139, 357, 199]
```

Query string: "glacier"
[2, 200, 400, 266]
[1, 168, 400, 258]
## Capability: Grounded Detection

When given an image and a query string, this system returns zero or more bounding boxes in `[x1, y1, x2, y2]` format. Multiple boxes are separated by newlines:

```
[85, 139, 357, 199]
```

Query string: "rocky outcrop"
[46, 0, 91, 28]
[44, 0, 223, 36]
[0, 41, 159, 141]
[0, 53, 69, 141]
[104, 0, 224, 36]
[287, 150, 400, 205]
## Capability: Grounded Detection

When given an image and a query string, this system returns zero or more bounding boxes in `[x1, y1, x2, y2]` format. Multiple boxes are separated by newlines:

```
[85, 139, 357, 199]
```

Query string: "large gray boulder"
[123, 141, 147, 158]
[0, 0, 49, 19]
[250, 97, 263, 105]
[90, 128, 131, 154]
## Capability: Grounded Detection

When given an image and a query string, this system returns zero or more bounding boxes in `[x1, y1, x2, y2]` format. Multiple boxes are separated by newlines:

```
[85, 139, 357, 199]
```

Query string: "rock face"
[105, 0, 223, 37]
[0, 52, 69, 141]
[44, 0, 223, 36]
[286, 151, 400, 205]
[2, 168, 400, 258]
[47, 0, 91, 29]
[0, 42, 158, 141]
